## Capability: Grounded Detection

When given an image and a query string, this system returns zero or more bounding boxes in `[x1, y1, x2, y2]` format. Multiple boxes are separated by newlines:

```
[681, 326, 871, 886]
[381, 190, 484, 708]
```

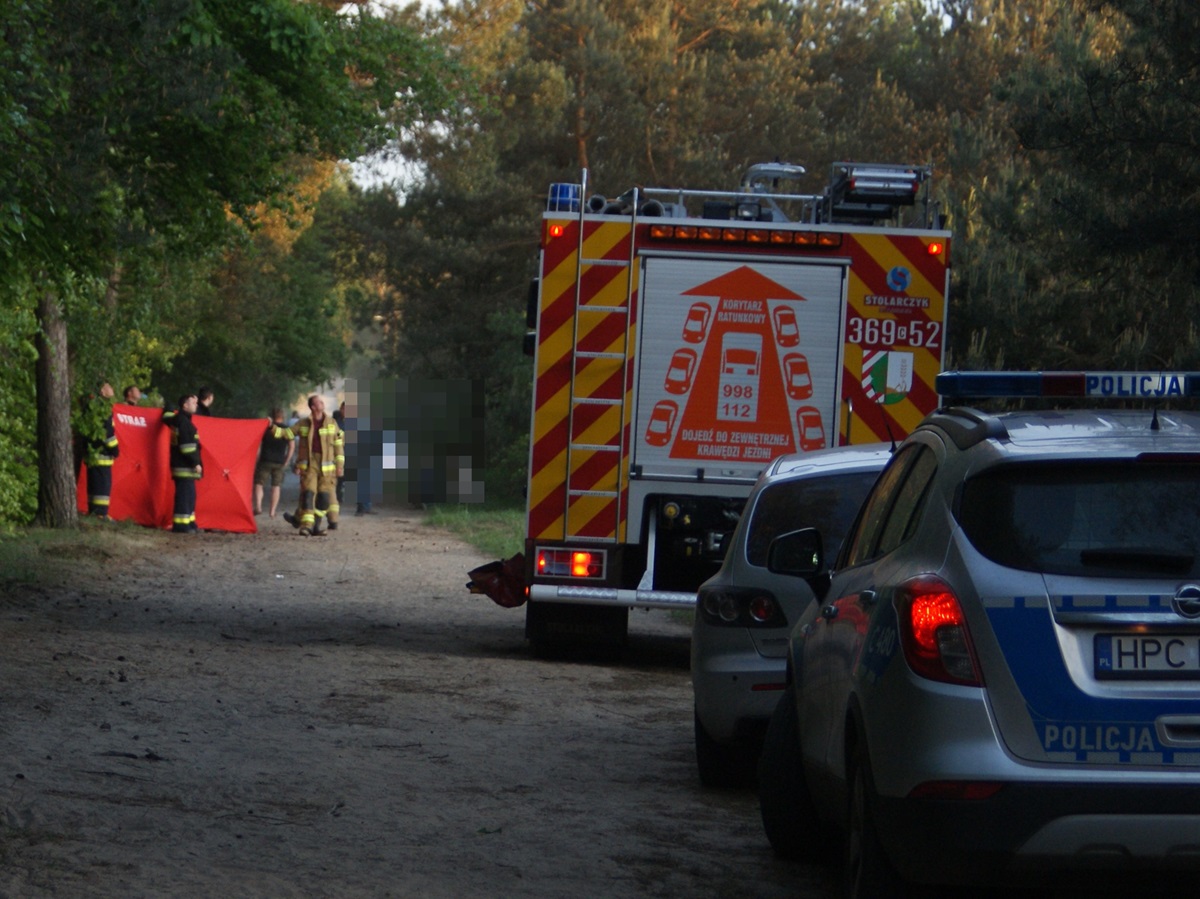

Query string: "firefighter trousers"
[295, 467, 339, 531]
[87, 466, 112, 517]
[172, 478, 197, 533]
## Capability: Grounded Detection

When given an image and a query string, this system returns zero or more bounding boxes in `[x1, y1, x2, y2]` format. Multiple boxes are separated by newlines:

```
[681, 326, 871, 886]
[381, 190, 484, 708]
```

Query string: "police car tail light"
[895, 576, 982, 687]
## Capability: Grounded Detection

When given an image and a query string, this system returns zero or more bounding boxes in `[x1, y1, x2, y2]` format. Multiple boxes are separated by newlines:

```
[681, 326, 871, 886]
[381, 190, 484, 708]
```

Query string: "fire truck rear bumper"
[528, 584, 696, 609]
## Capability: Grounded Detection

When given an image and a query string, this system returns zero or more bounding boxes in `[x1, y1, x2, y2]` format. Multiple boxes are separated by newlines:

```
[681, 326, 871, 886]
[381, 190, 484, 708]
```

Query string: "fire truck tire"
[526, 602, 628, 658]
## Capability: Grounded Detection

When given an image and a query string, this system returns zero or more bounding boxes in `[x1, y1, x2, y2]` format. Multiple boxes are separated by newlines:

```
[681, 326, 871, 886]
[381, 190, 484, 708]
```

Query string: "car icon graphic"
[782, 353, 813, 400]
[645, 400, 679, 447]
[664, 349, 698, 395]
[682, 303, 712, 343]
[795, 406, 825, 451]
[772, 306, 800, 347]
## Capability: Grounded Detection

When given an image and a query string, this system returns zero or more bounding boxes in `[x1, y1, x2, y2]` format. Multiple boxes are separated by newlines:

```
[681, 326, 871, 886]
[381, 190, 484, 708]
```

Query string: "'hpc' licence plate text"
[1095, 633, 1200, 679]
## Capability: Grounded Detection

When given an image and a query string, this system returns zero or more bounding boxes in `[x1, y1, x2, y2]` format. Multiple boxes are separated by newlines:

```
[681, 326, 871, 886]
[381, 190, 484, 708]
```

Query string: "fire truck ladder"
[563, 170, 637, 544]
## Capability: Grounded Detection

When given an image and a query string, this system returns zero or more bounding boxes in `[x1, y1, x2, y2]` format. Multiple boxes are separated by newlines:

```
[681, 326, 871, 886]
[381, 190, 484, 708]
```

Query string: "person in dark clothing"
[254, 408, 295, 518]
[84, 382, 119, 518]
[196, 386, 214, 416]
[166, 394, 203, 533]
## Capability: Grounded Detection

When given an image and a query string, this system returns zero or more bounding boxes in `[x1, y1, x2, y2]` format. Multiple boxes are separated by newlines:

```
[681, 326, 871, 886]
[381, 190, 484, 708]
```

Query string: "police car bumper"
[876, 780, 1200, 888]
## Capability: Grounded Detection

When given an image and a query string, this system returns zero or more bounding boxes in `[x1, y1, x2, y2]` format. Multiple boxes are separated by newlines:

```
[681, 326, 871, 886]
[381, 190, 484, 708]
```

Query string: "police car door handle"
[821, 604, 838, 620]
[859, 589, 878, 608]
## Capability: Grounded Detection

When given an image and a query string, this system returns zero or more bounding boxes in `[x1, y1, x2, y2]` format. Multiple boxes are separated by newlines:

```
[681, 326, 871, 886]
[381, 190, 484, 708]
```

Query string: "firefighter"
[284, 395, 344, 536]
[166, 394, 203, 533]
[84, 382, 120, 518]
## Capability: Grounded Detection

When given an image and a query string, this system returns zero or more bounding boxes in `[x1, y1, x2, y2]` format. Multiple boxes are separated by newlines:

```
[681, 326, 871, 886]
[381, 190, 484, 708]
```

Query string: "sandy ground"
[0, 499, 839, 898]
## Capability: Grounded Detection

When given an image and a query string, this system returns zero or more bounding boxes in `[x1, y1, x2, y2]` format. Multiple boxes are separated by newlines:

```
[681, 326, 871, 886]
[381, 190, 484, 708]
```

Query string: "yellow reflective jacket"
[295, 414, 344, 474]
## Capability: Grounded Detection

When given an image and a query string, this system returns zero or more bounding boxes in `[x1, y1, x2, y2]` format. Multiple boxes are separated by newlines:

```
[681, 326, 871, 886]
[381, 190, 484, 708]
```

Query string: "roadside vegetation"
[424, 504, 525, 561]
[0, 519, 162, 587]
[3, 0, 1197, 529]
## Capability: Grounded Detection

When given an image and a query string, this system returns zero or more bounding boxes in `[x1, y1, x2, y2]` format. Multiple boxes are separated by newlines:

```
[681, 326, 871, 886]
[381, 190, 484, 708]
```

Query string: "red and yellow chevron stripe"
[528, 219, 638, 543]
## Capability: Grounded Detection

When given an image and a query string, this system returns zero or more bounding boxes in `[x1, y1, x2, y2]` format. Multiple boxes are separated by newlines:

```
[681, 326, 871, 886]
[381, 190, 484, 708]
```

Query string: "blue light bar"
[936, 371, 1200, 400]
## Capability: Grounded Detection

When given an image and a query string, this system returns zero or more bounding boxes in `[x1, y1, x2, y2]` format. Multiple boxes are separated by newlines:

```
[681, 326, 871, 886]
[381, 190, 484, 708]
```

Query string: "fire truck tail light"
[927, 241, 944, 256]
[535, 547, 606, 580]
[648, 223, 842, 249]
[544, 221, 568, 243]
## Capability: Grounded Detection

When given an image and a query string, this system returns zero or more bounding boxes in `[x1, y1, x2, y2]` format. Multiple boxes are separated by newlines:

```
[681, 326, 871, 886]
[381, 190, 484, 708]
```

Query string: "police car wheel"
[757, 686, 819, 861]
[845, 742, 905, 899]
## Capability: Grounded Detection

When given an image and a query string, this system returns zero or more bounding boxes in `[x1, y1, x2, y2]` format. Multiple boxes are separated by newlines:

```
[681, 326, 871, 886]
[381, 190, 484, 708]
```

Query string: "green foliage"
[424, 503, 524, 560]
[0, 1, 457, 525]
[0, 293, 39, 525]
[156, 202, 353, 416]
[8, 0, 1199, 524]
[992, 0, 1200, 369]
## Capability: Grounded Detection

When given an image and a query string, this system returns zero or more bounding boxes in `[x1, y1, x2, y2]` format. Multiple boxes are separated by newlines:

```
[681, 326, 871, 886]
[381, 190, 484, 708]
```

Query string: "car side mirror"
[767, 528, 824, 578]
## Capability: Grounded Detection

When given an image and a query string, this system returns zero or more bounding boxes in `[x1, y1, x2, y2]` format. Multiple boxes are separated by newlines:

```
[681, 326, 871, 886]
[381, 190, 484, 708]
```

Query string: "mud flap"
[525, 601, 629, 658]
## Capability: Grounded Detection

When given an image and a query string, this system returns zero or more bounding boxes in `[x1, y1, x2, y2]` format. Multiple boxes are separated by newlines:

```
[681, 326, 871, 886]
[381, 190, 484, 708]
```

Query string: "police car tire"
[757, 686, 819, 861]
[845, 742, 905, 899]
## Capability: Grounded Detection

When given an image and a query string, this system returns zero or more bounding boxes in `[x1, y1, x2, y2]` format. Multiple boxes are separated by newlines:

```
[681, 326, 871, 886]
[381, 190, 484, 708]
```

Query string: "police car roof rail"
[922, 407, 1010, 450]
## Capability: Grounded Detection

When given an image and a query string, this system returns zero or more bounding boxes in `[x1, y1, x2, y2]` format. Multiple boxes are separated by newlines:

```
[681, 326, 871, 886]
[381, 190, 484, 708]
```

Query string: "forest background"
[2, 0, 1197, 527]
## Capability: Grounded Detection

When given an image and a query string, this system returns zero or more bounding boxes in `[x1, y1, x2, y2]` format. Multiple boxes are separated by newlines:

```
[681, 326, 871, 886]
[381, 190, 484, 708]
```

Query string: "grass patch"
[0, 519, 163, 587]
[423, 504, 524, 560]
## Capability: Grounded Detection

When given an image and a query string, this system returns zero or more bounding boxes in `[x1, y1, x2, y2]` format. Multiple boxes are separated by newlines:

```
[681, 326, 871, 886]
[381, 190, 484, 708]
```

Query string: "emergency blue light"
[937, 371, 1200, 401]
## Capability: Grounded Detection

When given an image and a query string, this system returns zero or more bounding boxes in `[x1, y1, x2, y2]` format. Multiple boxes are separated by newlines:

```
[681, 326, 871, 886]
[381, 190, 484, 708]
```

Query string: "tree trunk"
[34, 289, 78, 528]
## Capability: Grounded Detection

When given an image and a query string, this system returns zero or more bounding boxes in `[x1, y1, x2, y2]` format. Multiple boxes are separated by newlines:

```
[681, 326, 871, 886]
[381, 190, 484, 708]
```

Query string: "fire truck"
[480, 162, 951, 652]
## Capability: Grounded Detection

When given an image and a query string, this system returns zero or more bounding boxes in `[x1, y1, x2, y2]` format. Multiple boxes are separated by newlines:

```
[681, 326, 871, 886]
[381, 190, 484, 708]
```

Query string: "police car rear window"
[958, 460, 1200, 578]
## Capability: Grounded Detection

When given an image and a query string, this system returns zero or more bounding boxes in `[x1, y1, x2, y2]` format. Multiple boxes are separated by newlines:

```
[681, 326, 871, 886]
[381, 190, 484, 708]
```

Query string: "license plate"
[1095, 633, 1200, 679]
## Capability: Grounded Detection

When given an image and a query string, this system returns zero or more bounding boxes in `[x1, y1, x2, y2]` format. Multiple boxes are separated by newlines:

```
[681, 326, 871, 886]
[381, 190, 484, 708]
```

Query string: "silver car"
[759, 371, 1200, 896]
[691, 445, 890, 787]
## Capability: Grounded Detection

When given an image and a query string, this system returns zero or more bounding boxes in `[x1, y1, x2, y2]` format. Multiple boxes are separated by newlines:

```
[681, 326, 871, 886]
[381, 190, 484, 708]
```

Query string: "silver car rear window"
[958, 459, 1200, 578]
[745, 471, 880, 567]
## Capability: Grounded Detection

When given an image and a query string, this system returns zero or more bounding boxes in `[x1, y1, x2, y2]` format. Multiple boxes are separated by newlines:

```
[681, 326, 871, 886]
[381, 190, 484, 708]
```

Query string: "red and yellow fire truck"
[483, 162, 951, 652]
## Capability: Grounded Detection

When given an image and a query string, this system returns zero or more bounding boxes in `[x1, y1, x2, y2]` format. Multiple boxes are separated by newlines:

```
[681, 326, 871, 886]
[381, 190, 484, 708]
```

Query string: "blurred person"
[123, 385, 143, 405]
[333, 400, 346, 508]
[196, 386, 214, 416]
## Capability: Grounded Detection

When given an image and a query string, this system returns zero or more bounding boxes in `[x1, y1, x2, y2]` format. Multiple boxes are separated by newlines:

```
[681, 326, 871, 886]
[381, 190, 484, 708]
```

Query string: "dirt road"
[1, 504, 838, 898]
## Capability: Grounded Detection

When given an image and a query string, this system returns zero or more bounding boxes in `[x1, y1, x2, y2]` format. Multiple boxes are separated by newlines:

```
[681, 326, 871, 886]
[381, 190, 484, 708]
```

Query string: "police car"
[757, 372, 1200, 896]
